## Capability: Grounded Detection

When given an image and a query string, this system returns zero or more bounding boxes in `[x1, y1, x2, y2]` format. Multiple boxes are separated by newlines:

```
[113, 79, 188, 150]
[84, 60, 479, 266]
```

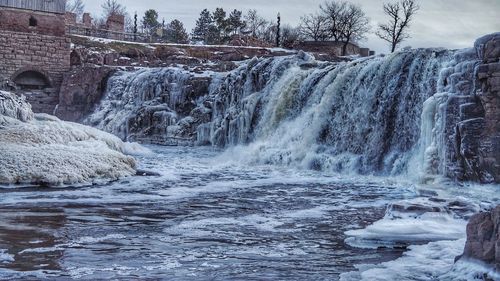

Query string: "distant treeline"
[66, 0, 419, 53]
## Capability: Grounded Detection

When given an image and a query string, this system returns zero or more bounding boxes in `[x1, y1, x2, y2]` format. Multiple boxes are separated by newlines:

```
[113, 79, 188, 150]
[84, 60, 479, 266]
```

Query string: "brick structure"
[82, 13, 92, 27]
[0, 0, 70, 114]
[103, 13, 125, 40]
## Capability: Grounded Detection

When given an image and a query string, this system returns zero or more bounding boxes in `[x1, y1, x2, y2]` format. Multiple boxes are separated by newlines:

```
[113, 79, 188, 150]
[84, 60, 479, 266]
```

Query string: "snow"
[72, 34, 298, 54]
[0, 91, 137, 186]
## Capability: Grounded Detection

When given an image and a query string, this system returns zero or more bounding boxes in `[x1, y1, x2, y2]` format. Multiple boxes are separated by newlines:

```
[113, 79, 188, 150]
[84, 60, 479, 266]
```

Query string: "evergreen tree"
[165, 19, 189, 44]
[276, 13, 281, 47]
[142, 9, 159, 36]
[192, 9, 213, 43]
[212, 8, 228, 43]
[227, 9, 245, 36]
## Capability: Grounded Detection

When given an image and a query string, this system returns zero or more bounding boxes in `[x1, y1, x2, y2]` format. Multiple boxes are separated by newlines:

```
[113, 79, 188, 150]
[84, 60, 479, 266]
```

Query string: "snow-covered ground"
[0, 91, 139, 186]
[75, 34, 298, 53]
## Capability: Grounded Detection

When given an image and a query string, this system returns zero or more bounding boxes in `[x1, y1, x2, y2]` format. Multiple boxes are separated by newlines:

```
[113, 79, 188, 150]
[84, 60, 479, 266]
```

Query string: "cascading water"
[209, 49, 477, 179]
[84, 67, 212, 145]
[87, 48, 479, 180]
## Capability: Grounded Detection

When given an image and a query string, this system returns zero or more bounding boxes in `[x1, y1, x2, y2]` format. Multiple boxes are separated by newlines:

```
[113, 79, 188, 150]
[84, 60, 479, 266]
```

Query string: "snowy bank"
[0, 91, 137, 186]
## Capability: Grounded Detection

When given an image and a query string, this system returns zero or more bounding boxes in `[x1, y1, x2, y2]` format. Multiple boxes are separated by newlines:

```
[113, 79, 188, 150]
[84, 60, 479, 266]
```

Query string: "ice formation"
[0, 91, 137, 185]
[89, 47, 478, 180]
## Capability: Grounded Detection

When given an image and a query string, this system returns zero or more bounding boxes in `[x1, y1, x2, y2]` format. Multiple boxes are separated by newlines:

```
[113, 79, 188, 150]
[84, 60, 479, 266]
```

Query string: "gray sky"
[82, 0, 500, 54]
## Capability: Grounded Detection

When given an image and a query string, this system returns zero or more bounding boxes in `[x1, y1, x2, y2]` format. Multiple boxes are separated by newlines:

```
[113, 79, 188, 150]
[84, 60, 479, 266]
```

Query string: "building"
[0, 0, 71, 114]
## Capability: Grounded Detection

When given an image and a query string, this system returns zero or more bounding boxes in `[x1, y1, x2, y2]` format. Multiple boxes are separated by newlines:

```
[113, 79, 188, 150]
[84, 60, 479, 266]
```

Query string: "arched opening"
[29, 16, 38, 27]
[70, 50, 82, 66]
[13, 70, 51, 90]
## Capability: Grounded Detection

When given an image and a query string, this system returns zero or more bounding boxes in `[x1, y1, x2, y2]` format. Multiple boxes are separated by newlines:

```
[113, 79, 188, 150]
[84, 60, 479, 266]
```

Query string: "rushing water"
[86, 48, 479, 182]
[0, 146, 498, 280]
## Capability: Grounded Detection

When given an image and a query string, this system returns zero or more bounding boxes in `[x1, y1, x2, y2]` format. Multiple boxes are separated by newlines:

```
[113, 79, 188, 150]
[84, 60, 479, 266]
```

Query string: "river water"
[2, 146, 497, 280]
[0, 145, 442, 280]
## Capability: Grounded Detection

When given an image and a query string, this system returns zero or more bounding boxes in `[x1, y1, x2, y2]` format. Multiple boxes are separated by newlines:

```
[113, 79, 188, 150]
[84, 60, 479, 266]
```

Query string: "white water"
[88, 48, 478, 182]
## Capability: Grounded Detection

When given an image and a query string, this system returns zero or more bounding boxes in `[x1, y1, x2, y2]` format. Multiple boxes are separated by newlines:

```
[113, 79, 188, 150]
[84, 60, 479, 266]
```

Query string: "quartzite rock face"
[461, 205, 500, 272]
[55, 66, 116, 122]
[451, 33, 500, 183]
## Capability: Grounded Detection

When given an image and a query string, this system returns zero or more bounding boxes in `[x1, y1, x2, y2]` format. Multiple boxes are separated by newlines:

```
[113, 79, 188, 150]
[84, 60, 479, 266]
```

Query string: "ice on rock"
[340, 239, 467, 281]
[0, 91, 137, 186]
[0, 90, 33, 123]
[345, 197, 468, 249]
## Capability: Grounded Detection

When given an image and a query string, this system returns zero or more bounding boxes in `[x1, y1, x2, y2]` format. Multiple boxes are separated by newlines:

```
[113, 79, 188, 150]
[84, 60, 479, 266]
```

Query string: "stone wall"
[294, 41, 372, 57]
[0, 30, 71, 114]
[106, 14, 125, 33]
[0, 8, 65, 36]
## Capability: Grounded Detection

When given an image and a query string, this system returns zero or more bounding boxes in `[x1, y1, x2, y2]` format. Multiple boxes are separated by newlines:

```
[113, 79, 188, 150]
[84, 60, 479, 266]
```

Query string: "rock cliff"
[449, 33, 500, 183]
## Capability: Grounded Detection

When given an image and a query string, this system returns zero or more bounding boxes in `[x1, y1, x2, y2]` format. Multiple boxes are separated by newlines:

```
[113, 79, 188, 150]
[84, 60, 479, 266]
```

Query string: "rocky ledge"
[458, 205, 500, 273]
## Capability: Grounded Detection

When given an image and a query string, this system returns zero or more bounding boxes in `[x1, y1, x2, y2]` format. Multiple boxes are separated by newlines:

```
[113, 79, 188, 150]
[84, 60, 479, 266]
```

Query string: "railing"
[66, 25, 151, 43]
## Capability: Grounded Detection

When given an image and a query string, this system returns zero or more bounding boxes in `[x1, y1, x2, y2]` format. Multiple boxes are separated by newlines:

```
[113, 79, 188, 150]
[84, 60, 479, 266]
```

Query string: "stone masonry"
[0, 30, 70, 113]
[0, 5, 70, 114]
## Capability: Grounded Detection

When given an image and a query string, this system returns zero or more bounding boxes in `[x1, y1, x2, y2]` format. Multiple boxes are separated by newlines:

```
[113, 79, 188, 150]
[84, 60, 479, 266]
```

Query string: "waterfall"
[86, 48, 479, 179]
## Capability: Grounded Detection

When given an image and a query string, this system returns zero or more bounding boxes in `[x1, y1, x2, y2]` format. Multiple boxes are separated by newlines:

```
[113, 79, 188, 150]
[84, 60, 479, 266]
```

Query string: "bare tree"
[299, 13, 329, 42]
[320, 1, 347, 42]
[320, 1, 370, 55]
[244, 9, 268, 38]
[340, 3, 370, 56]
[101, 0, 127, 18]
[66, 0, 84, 17]
[376, 0, 419, 52]
[281, 24, 301, 48]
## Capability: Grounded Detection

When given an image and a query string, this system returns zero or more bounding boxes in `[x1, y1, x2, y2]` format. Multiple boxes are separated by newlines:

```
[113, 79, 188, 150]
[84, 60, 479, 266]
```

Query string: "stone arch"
[11, 67, 52, 90]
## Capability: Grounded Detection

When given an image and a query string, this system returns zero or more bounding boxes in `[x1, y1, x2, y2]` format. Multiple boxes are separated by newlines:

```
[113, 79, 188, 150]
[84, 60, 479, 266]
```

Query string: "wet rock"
[459, 206, 500, 272]
[448, 33, 500, 183]
[56, 66, 116, 122]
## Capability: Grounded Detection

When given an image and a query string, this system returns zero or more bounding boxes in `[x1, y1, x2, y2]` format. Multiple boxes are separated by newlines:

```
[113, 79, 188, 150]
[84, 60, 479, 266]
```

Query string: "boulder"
[459, 206, 500, 272]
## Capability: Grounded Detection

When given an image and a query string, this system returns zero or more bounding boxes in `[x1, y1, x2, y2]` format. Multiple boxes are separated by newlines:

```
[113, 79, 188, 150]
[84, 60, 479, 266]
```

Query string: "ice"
[0, 91, 137, 186]
[0, 249, 14, 264]
[345, 197, 468, 249]
[0, 90, 33, 122]
[345, 213, 466, 249]
[340, 239, 466, 281]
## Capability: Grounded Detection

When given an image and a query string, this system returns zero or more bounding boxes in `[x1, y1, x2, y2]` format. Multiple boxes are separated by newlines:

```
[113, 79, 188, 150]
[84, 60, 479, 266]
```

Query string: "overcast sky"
[82, 0, 500, 54]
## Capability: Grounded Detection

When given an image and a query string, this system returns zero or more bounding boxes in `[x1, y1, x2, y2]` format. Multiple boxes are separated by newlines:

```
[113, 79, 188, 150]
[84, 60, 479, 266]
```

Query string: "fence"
[66, 25, 151, 43]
